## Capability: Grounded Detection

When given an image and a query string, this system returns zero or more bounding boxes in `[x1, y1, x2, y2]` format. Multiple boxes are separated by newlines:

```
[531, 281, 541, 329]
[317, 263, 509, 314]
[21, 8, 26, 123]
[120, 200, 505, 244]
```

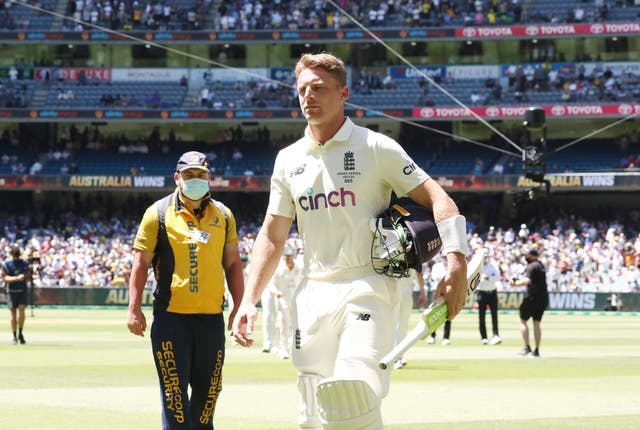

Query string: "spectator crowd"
[1, 204, 638, 293]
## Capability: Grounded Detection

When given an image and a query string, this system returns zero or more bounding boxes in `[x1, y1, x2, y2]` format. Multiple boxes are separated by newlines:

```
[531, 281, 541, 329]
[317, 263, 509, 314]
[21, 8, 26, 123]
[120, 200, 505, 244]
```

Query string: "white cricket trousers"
[395, 278, 414, 348]
[292, 272, 400, 400]
[261, 288, 277, 351]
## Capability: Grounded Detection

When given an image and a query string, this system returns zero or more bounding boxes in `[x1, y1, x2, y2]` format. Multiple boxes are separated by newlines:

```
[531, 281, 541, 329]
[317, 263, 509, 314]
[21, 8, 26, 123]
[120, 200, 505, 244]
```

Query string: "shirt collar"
[304, 117, 354, 150]
[173, 188, 212, 214]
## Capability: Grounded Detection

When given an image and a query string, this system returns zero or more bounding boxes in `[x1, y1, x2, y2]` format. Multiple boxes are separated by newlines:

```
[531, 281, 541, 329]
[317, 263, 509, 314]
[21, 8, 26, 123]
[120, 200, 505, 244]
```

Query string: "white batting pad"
[316, 379, 383, 430]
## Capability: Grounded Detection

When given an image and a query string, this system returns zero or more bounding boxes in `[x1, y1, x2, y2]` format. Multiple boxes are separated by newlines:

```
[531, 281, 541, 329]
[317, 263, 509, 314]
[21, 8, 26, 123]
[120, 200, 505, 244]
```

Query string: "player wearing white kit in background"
[260, 274, 277, 353]
[477, 248, 502, 345]
[428, 254, 452, 344]
[232, 53, 469, 430]
[393, 268, 426, 369]
[271, 247, 303, 359]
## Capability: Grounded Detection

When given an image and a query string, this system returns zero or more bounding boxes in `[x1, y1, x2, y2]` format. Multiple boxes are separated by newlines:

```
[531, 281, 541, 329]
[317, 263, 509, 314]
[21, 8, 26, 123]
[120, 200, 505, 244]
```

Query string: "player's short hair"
[10, 246, 20, 258]
[295, 53, 347, 87]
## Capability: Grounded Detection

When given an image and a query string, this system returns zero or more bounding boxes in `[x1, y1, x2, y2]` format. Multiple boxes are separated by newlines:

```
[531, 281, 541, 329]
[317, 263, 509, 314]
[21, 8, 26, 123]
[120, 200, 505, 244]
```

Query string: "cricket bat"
[379, 250, 485, 370]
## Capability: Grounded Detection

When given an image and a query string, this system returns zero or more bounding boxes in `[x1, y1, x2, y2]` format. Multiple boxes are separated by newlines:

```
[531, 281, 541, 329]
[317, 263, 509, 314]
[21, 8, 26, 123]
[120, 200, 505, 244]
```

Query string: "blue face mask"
[181, 178, 209, 200]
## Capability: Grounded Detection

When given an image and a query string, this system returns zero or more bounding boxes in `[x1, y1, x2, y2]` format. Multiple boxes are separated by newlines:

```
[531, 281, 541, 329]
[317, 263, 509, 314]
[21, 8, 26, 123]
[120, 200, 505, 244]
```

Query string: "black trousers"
[431, 319, 451, 339]
[151, 311, 225, 430]
[477, 290, 499, 339]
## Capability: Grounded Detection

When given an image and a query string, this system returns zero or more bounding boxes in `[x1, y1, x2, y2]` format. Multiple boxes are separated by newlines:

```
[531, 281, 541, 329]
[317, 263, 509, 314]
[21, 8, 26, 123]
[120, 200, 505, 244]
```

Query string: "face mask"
[181, 178, 209, 200]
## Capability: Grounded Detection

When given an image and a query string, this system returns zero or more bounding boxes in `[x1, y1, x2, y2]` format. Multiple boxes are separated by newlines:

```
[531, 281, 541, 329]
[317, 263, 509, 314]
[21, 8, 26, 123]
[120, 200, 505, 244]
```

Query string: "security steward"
[127, 151, 244, 430]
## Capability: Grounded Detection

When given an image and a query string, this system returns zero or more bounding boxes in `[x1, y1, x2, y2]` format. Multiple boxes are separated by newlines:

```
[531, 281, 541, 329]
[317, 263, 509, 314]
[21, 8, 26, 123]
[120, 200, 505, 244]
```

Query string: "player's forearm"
[128, 264, 148, 310]
[245, 240, 286, 304]
[408, 181, 467, 256]
[3, 274, 23, 283]
[225, 260, 245, 309]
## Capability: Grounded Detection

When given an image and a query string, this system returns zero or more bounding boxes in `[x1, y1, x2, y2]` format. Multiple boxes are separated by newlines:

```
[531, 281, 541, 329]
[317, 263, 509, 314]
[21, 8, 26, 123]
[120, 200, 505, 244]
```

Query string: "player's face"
[296, 67, 348, 127]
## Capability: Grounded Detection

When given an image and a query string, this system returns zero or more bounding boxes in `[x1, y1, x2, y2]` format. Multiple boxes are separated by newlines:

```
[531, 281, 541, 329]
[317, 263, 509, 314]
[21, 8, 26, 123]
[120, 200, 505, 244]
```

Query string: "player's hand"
[227, 305, 239, 331]
[232, 301, 258, 347]
[127, 307, 147, 337]
[435, 252, 467, 319]
[418, 291, 427, 308]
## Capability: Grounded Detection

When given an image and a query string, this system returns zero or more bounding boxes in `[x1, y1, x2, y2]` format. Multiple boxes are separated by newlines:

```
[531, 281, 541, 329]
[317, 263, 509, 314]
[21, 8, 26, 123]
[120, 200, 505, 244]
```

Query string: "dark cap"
[176, 151, 209, 172]
[401, 205, 442, 272]
[527, 249, 539, 257]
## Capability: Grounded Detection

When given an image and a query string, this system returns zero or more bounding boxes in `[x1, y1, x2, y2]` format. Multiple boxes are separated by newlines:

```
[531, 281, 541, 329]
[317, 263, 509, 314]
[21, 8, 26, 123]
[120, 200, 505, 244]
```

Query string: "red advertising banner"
[455, 22, 640, 39]
[412, 103, 640, 120]
[33, 67, 112, 82]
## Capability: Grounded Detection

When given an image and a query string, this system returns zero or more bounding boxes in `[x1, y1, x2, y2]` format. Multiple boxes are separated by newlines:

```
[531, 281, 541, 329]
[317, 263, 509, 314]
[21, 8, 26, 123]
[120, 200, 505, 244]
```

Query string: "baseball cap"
[527, 249, 539, 257]
[176, 151, 209, 172]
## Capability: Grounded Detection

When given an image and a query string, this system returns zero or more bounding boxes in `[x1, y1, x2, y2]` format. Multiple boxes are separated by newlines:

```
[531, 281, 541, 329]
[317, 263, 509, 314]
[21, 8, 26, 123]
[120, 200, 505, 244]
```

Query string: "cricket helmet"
[370, 203, 442, 278]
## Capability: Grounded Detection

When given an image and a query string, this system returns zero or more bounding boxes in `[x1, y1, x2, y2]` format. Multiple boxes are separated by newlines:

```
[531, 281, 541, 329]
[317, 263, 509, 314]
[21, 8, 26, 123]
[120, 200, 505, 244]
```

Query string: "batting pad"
[316, 379, 383, 430]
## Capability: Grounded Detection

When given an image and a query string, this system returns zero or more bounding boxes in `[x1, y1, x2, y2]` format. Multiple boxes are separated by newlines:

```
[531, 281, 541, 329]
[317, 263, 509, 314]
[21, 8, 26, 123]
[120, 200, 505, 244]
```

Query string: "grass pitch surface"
[0, 308, 638, 430]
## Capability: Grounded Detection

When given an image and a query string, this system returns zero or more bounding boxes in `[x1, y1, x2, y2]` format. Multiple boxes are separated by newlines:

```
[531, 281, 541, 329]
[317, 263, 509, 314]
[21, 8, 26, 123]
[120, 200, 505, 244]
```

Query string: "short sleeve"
[223, 206, 239, 245]
[133, 205, 159, 253]
[266, 150, 296, 219]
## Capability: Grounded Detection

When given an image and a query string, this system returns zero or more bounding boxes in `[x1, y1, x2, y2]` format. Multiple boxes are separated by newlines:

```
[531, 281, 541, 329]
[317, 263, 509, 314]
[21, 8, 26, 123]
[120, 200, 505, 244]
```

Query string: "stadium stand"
[0, 0, 56, 30]
[61, 0, 212, 31]
[0, 199, 638, 291]
[0, 0, 638, 32]
[43, 81, 188, 108]
[8, 62, 633, 110]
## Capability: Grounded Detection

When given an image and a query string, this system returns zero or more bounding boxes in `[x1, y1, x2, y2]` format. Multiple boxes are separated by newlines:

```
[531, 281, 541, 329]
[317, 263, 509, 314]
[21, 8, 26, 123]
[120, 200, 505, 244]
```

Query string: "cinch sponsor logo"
[298, 187, 356, 211]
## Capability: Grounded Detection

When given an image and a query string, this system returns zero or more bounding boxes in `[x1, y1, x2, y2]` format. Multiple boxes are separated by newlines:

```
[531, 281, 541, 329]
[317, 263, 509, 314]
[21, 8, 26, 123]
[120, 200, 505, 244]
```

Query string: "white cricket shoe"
[426, 336, 436, 345]
[481, 338, 488, 345]
[490, 335, 502, 345]
[442, 339, 451, 346]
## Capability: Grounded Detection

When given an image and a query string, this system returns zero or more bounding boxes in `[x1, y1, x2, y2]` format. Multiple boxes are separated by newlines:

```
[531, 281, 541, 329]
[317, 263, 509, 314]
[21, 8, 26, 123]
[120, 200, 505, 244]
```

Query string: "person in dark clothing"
[2, 246, 29, 345]
[510, 249, 549, 357]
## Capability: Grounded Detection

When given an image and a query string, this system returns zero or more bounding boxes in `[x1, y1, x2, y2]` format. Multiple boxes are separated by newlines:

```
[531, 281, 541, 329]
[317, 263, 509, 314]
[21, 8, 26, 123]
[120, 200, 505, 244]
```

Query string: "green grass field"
[1, 308, 638, 430]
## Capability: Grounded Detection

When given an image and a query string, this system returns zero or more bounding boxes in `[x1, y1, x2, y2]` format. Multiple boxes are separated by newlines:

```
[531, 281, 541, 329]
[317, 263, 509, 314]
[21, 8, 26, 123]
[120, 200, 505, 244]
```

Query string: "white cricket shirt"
[267, 117, 430, 280]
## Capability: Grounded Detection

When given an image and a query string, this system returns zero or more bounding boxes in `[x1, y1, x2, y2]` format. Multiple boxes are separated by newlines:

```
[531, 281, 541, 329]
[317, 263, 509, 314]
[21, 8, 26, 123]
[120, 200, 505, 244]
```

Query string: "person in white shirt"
[477, 248, 502, 345]
[260, 265, 278, 354]
[232, 53, 468, 430]
[427, 254, 452, 345]
[270, 246, 303, 359]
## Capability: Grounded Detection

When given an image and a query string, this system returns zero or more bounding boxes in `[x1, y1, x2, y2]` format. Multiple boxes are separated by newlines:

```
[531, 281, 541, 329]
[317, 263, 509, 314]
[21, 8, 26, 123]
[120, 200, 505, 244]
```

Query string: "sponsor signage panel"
[1, 174, 636, 192]
[1, 24, 637, 43]
[14, 289, 637, 310]
[412, 104, 640, 119]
